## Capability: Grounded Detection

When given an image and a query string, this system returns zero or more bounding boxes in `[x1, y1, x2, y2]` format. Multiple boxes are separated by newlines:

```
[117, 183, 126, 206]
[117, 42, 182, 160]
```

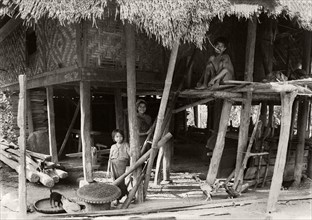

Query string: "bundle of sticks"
[0, 139, 68, 188]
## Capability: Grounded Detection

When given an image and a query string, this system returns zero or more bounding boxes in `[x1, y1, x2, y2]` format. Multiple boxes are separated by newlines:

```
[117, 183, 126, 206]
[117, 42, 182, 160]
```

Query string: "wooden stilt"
[46, 86, 58, 163]
[266, 91, 297, 213]
[26, 91, 34, 134]
[143, 41, 180, 197]
[206, 100, 233, 184]
[114, 89, 124, 130]
[234, 92, 252, 191]
[80, 81, 93, 182]
[293, 98, 309, 186]
[18, 75, 27, 217]
[194, 106, 199, 127]
[58, 101, 80, 157]
[124, 21, 143, 203]
[162, 140, 172, 182]
[154, 143, 164, 185]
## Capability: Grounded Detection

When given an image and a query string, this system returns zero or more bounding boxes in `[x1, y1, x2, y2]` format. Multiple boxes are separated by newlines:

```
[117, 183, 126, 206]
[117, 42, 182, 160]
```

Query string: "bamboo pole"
[267, 91, 297, 213]
[58, 101, 80, 157]
[18, 75, 27, 216]
[124, 21, 143, 203]
[46, 86, 58, 163]
[80, 81, 93, 182]
[206, 100, 233, 184]
[143, 41, 180, 197]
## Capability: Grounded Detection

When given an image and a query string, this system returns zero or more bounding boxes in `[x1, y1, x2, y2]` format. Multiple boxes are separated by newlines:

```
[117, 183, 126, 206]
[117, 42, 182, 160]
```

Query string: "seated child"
[196, 37, 234, 89]
[109, 129, 130, 205]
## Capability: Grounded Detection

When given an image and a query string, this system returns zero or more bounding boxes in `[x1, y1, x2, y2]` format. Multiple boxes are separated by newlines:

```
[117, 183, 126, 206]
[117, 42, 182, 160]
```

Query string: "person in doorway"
[109, 129, 130, 205]
[195, 37, 234, 89]
[136, 99, 152, 148]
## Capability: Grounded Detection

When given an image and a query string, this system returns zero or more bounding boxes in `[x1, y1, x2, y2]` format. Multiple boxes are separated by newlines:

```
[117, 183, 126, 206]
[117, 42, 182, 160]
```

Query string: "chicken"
[224, 184, 240, 199]
[61, 197, 81, 214]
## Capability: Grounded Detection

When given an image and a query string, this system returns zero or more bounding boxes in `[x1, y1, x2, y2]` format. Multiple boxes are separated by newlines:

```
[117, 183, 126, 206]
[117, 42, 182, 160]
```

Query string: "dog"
[50, 189, 63, 208]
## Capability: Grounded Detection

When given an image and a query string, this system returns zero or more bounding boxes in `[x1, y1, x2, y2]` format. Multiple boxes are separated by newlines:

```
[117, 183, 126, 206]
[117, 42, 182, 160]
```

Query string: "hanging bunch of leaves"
[0, 91, 18, 143]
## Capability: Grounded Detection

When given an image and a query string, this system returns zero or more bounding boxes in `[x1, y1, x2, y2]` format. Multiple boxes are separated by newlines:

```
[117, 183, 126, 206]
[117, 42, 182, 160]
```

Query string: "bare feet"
[195, 84, 208, 90]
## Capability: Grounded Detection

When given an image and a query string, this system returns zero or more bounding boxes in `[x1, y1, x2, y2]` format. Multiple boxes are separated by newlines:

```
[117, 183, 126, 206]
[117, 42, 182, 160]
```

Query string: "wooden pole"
[80, 81, 93, 182]
[58, 101, 80, 157]
[234, 15, 257, 190]
[293, 99, 309, 186]
[267, 91, 297, 213]
[114, 89, 124, 130]
[143, 41, 180, 196]
[46, 86, 58, 163]
[124, 21, 143, 203]
[206, 100, 232, 184]
[26, 91, 34, 134]
[18, 75, 27, 216]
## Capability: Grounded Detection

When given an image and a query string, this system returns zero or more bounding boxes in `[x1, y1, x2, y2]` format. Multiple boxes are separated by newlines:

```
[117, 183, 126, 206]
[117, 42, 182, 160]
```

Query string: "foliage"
[0, 91, 18, 143]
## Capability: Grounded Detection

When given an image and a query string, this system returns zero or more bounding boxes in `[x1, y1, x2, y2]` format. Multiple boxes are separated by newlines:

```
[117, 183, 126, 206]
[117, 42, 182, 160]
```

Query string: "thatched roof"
[0, 0, 311, 48]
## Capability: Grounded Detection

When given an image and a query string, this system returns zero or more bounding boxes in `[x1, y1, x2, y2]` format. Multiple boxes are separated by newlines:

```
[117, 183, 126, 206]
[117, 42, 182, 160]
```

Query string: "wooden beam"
[58, 101, 80, 157]
[124, 21, 143, 203]
[114, 89, 124, 129]
[244, 15, 257, 82]
[46, 86, 58, 163]
[80, 81, 93, 182]
[206, 100, 232, 184]
[143, 41, 180, 196]
[234, 92, 252, 191]
[17, 75, 27, 217]
[267, 91, 297, 213]
[173, 97, 214, 114]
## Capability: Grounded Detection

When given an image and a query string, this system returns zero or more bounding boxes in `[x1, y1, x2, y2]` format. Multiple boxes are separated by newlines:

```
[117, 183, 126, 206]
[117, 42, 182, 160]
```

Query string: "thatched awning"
[0, 0, 311, 48]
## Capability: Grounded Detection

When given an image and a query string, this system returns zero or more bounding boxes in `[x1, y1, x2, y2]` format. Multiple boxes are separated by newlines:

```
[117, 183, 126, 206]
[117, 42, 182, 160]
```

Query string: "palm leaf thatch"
[0, 0, 311, 48]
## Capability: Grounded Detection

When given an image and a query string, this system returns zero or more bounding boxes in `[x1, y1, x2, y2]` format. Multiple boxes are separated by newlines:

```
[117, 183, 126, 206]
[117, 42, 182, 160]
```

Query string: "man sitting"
[196, 37, 234, 89]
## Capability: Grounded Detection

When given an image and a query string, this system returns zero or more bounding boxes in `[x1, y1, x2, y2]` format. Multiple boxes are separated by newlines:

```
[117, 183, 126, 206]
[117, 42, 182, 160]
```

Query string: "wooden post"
[206, 100, 232, 184]
[114, 89, 124, 130]
[124, 21, 143, 202]
[267, 91, 297, 213]
[234, 92, 252, 190]
[26, 91, 34, 134]
[80, 81, 93, 182]
[143, 41, 180, 196]
[162, 140, 172, 182]
[46, 86, 58, 163]
[58, 101, 80, 157]
[293, 99, 309, 186]
[193, 106, 199, 127]
[18, 75, 27, 216]
[234, 15, 257, 190]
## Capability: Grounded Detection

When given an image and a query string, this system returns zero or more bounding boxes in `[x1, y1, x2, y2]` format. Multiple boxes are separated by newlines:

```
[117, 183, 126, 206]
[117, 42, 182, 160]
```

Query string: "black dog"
[50, 189, 63, 208]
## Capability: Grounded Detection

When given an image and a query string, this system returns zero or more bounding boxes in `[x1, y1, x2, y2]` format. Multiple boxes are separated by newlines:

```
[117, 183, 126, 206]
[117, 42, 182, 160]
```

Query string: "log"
[36, 171, 55, 187]
[0, 154, 39, 182]
[80, 81, 93, 182]
[267, 91, 297, 213]
[26, 150, 51, 160]
[45, 169, 60, 183]
[143, 41, 179, 199]
[17, 75, 27, 216]
[0, 146, 39, 169]
[206, 100, 233, 184]
[54, 169, 68, 179]
[58, 101, 80, 157]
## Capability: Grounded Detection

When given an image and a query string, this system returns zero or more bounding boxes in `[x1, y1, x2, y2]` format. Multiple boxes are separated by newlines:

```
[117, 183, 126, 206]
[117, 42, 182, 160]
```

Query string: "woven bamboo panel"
[86, 18, 163, 72]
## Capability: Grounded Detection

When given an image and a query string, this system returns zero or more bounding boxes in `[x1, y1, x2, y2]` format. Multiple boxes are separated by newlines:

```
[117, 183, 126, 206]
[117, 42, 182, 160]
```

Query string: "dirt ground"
[1, 142, 312, 220]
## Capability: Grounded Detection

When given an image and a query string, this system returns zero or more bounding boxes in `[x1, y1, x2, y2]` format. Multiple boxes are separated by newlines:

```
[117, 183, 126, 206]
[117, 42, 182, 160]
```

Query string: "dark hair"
[214, 37, 228, 48]
[111, 129, 124, 141]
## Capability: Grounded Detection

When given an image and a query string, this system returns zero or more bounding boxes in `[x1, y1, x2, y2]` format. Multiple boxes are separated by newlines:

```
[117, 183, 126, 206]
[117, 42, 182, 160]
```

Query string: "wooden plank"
[80, 81, 93, 182]
[46, 86, 58, 163]
[144, 41, 180, 197]
[267, 91, 297, 213]
[114, 89, 124, 129]
[206, 100, 232, 184]
[234, 92, 252, 191]
[124, 21, 143, 203]
[17, 75, 27, 217]
[58, 101, 80, 157]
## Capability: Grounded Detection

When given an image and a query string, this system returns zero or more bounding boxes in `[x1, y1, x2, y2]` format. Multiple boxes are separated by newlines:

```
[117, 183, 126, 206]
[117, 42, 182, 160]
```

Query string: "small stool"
[77, 183, 121, 211]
